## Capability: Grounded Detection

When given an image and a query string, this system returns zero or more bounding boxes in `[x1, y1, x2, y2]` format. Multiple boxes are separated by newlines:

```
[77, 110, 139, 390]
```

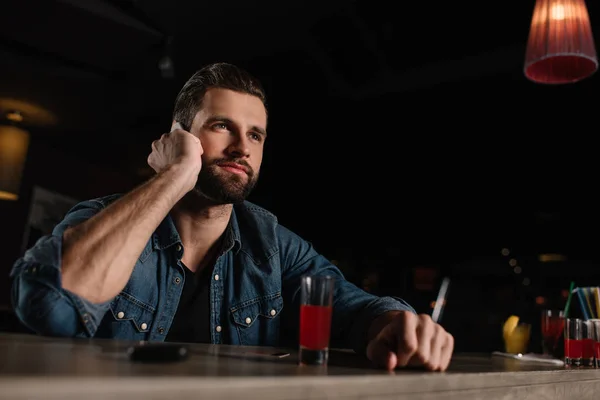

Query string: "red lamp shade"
[524, 0, 598, 84]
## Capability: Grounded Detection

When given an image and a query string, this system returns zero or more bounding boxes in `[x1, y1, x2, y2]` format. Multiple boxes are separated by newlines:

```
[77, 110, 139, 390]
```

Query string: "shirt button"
[140, 323, 148, 330]
[245, 317, 252, 324]
[270, 309, 276, 316]
[174, 277, 181, 284]
[158, 327, 165, 334]
[214, 274, 219, 281]
[117, 311, 125, 319]
[176, 244, 182, 251]
[216, 326, 222, 332]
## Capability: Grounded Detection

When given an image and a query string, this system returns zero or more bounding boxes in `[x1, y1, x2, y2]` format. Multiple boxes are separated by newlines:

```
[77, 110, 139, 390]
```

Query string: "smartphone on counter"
[128, 342, 189, 363]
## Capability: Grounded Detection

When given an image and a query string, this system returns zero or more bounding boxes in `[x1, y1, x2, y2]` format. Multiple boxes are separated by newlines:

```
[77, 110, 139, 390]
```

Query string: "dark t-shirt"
[165, 263, 212, 343]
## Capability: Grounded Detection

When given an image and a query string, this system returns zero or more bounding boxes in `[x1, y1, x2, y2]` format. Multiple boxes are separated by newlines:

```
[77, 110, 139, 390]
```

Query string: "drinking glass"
[582, 319, 595, 367]
[591, 319, 600, 368]
[299, 275, 335, 366]
[541, 309, 565, 358]
[564, 318, 582, 367]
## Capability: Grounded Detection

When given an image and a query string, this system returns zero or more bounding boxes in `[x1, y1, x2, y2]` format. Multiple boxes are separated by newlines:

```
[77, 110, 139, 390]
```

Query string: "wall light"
[0, 111, 30, 201]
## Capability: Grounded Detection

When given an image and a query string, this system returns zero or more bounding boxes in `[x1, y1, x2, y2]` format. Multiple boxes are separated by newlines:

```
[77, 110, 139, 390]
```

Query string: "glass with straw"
[564, 284, 600, 368]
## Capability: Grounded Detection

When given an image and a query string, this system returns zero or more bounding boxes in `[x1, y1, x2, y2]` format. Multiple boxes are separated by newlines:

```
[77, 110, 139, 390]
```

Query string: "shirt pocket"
[230, 292, 284, 346]
[106, 292, 155, 340]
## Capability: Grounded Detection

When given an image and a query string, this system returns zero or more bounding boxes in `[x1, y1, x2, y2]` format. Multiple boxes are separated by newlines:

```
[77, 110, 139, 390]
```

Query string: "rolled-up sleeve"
[10, 197, 117, 338]
[279, 225, 416, 355]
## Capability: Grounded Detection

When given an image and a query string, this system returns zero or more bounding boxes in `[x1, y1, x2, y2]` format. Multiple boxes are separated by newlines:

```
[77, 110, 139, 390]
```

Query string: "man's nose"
[226, 135, 250, 158]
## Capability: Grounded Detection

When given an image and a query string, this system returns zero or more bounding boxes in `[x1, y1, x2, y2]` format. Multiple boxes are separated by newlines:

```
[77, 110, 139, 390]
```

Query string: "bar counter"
[0, 332, 598, 399]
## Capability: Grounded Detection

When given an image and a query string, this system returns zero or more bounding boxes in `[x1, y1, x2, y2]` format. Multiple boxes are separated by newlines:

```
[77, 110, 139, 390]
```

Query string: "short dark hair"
[172, 62, 267, 130]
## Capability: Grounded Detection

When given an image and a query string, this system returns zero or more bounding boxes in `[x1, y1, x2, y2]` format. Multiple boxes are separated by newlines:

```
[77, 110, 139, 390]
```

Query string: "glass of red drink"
[541, 309, 564, 358]
[564, 318, 582, 367]
[591, 319, 600, 368]
[299, 275, 335, 366]
[581, 320, 595, 367]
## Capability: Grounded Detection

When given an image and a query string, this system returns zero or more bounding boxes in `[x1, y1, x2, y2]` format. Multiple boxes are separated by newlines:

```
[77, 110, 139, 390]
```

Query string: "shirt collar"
[152, 209, 242, 254]
[152, 214, 182, 250]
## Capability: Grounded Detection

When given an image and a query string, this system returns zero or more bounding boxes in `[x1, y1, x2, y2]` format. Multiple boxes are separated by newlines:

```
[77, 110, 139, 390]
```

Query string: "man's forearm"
[61, 164, 192, 304]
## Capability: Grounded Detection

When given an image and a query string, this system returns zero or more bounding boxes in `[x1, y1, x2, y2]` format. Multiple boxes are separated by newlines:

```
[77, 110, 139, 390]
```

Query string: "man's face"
[189, 88, 267, 204]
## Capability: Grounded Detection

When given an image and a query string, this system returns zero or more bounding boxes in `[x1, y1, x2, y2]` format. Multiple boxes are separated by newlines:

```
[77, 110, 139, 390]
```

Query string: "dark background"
[1, 0, 600, 353]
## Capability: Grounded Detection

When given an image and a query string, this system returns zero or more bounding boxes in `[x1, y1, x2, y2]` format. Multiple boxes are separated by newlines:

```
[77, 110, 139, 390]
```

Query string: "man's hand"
[366, 311, 454, 371]
[147, 121, 203, 192]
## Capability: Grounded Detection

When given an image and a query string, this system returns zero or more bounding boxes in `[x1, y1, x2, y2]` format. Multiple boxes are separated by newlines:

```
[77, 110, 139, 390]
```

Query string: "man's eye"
[213, 123, 228, 130]
[250, 133, 262, 142]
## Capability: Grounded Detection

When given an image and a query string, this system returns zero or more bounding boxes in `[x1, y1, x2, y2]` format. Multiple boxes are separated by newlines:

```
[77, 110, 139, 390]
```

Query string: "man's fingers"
[392, 312, 418, 367]
[366, 312, 454, 372]
[366, 337, 397, 370]
[407, 314, 434, 368]
[439, 332, 454, 371]
[426, 324, 444, 370]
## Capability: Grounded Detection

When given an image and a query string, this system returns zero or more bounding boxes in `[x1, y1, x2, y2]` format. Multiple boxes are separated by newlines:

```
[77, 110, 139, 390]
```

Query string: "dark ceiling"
[2, 0, 600, 262]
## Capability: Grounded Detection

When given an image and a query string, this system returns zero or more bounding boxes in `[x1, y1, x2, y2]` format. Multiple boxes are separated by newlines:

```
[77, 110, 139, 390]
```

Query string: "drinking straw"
[576, 287, 591, 320]
[592, 286, 600, 318]
[583, 287, 596, 319]
[563, 281, 575, 318]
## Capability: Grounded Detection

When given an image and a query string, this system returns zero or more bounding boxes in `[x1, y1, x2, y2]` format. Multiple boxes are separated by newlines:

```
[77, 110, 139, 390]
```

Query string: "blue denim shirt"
[10, 194, 415, 353]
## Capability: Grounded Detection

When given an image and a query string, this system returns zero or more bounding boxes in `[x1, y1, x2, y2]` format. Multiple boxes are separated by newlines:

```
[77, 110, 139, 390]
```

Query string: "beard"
[193, 157, 258, 204]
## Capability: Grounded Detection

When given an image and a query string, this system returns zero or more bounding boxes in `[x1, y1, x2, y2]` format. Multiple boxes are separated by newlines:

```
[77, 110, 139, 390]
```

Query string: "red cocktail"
[582, 338, 595, 366]
[541, 310, 564, 357]
[564, 318, 582, 367]
[300, 305, 332, 350]
[592, 319, 600, 368]
[564, 338, 582, 362]
[581, 319, 596, 367]
[299, 275, 335, 366]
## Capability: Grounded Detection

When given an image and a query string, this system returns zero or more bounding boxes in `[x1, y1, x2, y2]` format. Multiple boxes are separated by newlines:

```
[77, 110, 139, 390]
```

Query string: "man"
[10, 63, 453, 371]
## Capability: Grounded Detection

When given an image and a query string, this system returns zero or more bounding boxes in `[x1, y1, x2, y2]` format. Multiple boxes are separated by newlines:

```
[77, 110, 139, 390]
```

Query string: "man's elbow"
[12, 275, 87, 338]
